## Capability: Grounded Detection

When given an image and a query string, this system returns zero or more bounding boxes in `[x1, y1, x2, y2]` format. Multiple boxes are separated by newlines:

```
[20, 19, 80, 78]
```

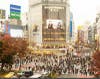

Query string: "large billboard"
[9, 25, 23, 38]
[10, 29, 23, 38]
[46, 19, 63, 29]
[0, 9, 6, 19]
[2, 24, 24, 38]
[32, 24, 39, 32]
[70, 21, 72, 37]
[10, 4, 21, 20]
[69, 13, 73, 37]
[9, 19, 22, 25]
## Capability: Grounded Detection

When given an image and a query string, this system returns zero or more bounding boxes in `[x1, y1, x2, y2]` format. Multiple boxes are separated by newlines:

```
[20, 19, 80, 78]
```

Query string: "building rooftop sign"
[10, 4, 21, 20]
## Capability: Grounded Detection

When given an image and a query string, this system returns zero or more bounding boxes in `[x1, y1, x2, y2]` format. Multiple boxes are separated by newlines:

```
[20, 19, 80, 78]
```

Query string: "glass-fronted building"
[29, 0, 70, 48]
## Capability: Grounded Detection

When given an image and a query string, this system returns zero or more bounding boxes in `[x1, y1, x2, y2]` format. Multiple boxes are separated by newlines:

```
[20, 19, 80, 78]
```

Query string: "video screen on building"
[46, 19, 63, 29]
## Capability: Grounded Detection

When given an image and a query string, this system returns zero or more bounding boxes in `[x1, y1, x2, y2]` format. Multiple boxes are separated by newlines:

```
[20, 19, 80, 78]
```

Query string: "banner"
[4, 24, 10, 34]
[70, 21, 72, 37]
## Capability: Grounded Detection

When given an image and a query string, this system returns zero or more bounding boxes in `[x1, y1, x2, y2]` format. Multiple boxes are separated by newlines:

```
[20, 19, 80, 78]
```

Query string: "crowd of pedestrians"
[13, 49, 94, 76]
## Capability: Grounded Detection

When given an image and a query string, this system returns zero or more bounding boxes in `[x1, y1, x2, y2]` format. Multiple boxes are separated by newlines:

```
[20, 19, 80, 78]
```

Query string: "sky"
[0, 0, 28, 18]
[70, 0, 100, 27]
[0, 0, 100, 27]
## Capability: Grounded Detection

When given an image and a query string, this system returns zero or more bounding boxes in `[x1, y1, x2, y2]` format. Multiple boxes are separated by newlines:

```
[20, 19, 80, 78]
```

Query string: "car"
[17, 71, 24, 77]
[24, 71, 33, 77]
[29, 73, 42, 78]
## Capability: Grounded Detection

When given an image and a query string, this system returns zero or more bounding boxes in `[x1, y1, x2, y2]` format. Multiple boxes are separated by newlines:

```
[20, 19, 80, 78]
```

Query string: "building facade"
[21, 13, 29, 39]
[0, 9, 6, 33]
[96, 13, 100, 50]
[78, 29, 84, 44]
[28, 0, 70, 48]
[82, 22, 90, 45]
[88, 26, 93, 45]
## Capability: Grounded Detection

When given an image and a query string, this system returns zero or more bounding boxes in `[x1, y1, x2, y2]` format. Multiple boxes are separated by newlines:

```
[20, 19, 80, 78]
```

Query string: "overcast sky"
[0, 0, 28, 17]
[0, 0, 100, 27]
[70, 0, 100, 27]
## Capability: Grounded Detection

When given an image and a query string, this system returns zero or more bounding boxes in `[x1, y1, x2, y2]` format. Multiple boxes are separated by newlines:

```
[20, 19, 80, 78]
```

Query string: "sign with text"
[10, 4, 21, 20]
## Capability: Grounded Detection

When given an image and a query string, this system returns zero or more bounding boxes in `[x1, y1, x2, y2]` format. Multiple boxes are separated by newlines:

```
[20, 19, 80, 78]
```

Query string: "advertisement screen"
[46, 19, 63, 29]
[10, 29, 23, 38]
[33, 25, 38, 32]
[70, 21, 72, 37]
[0, 9, 6, 19]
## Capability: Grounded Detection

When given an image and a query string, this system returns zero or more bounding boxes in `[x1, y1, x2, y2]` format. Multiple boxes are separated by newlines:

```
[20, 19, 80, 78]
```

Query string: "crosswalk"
[58, 74, 94, 78]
